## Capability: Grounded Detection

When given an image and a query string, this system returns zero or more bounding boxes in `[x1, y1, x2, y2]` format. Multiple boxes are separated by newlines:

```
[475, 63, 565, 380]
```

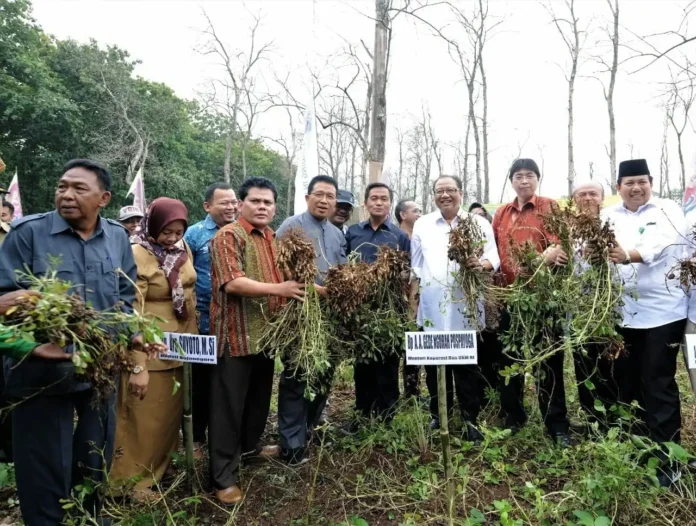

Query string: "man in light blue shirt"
[276, 175, 346, 465]
[183, 182, 238, 448]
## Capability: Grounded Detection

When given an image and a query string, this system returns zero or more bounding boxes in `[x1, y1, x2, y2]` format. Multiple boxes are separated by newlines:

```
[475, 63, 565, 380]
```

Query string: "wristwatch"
[132, 365, 145, 374]
[622, 253, 631, 265]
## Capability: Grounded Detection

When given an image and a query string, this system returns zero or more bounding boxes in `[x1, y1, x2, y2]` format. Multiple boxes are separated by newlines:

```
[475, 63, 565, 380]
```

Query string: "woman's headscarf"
[468, 202, 493, 224]
[132, 197, 190, 321]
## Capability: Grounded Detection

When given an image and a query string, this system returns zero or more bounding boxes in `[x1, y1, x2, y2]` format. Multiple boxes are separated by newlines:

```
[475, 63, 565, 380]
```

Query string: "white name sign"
[685, 334, 696, 370]
[159, 332, 217, 364]
[405, 331, 477, 365]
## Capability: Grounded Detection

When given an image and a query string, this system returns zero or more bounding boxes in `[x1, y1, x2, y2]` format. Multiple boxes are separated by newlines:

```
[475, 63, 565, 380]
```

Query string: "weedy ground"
[0, 359, 695, 526]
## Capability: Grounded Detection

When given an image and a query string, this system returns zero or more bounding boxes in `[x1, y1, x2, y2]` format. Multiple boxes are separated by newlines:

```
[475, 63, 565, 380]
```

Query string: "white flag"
[127, 166, 146, 212]
[294, 93, 319, 215]
[8, 171, 23, 219]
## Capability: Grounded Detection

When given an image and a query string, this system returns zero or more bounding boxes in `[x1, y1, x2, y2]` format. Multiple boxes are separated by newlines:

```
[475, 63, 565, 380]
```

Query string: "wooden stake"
[437, 365, 455, 524]
[182, 362, 195, 491]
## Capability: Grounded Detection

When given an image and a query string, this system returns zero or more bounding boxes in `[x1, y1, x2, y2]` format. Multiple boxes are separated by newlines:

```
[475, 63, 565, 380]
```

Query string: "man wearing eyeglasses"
[276, 175, 347, 465]
[184, 182, 239, 454]
[491, 159, 571, 447]
[411, 175, 500, 445]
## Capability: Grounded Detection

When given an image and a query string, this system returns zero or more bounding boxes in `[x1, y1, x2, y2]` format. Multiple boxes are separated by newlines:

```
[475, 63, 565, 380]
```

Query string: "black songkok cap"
[618, 159, 650, 180]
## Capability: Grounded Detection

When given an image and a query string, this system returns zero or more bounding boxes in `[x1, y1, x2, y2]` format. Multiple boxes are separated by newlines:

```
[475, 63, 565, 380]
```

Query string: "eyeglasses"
[434, 188, 460, 196]
[310, 192, 337, 202]
[512, 174, 537, 181]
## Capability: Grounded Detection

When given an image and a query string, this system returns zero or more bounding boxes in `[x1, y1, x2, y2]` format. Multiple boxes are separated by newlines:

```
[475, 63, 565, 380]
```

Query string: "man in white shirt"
[571, 181, 619, 429]
[411, 175, 500, 443]
[682, 207, 696, 395]
[601, 159, 687, 487]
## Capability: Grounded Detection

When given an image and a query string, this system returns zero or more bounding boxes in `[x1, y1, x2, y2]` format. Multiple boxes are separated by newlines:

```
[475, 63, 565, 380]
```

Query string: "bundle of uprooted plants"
[1, 266, 164, 399]
[260, 228, 335, 395]
[447, 214, 498, 330]
[326, 246, 415, 364]
[500, 203, 624, 376]
[673, 225, 696, 291]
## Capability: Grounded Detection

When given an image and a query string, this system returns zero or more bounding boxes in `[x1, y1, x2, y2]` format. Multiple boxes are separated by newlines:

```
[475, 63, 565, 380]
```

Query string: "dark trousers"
[13, 389, 115, 526]
[616, 319, 686, 444]
[402, 357, 421, 398]
[493, 311, 569, 434]
[192, 312, 212, 443]
[0, 365, 12, 463]
[425, 365, 484, 424]
[573, 343, 619, 424]
[424, 335, 487, 424]
[354, 355, 400, 419]
[208, 352, 274, 489]
[277, 366, 332, 456]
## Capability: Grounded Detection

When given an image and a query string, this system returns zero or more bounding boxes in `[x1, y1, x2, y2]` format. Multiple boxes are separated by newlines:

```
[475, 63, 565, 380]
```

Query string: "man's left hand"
[608, 245, 630, 265]
[465, 256, 483, 270]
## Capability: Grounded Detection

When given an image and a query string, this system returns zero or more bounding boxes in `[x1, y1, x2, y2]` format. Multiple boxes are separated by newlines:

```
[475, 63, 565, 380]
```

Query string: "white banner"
[8, 171, 23, 219]
[127, 166, 146, 213]
[159, 332, 217, 364]
[293, 92, 319, 215]
[405, 331, 478, 365]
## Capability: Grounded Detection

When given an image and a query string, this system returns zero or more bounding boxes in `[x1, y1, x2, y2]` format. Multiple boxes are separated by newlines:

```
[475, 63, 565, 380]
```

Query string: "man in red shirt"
[491, 158, 571, 446]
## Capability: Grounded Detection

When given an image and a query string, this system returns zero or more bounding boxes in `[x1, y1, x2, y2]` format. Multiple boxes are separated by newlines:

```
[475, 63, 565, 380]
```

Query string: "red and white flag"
[127, 166, 146, 212]
[8, 171, 23, 219]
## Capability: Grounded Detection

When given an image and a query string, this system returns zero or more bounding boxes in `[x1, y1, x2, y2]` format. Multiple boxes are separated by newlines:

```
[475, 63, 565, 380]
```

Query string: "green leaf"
[572, 511, 595, 526]
[349, 516, 369, 526]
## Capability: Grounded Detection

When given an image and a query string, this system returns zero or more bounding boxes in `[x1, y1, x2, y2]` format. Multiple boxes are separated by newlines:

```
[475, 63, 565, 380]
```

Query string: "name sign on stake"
[405, 331, 477, 365]
[685, 334, 696, 370]
[159, 332, 217, 364]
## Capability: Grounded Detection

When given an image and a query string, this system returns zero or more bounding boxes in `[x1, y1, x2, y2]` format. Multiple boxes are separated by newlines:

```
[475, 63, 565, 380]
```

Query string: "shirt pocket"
[32, 257, 75, 283]
[98, 259, 120, 304]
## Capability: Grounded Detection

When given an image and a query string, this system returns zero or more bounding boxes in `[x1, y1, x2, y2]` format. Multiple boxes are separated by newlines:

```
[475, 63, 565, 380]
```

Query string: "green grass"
[0, 360, 695, 525]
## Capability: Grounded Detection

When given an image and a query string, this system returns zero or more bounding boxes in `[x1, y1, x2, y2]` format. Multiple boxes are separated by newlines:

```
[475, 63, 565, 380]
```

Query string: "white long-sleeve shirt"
[684, 208, 696, 323]
[411, 210, 500, 331]
[601, 197, 687, 329]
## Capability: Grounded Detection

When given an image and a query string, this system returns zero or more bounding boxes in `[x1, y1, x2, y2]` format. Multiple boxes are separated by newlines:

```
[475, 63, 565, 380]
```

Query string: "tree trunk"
[368, 0, 390, 184]
[568, 70, 576, 197]
[607, 0, 619, 194]
[224, 131, 233, 184]
[437, 366, 455, 524]
[466, 80, 482, 202]
[678, 135, 686, 192]
[479, 56, 490, 203]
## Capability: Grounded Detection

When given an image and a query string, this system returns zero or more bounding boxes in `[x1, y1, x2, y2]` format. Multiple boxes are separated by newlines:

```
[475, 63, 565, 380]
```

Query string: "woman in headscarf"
[468, 202, 493, 224]
[110, 197, 198, 499]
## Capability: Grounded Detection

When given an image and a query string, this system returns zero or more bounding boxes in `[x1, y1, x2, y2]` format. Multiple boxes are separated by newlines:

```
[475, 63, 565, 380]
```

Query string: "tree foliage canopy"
[0, 0, 291, 223]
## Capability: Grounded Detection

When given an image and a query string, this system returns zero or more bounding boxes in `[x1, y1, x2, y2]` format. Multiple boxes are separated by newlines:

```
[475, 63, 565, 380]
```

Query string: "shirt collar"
[238, 216, 274, 240]
[434, 209, 465, 226]
[359, 219, 391, 231]
[511, 194, 538, 212]
[204, 214, 220, 230]
[303, 211, 327, 229]
[620, 197, 658, 214]
[50, 211, 109, 238]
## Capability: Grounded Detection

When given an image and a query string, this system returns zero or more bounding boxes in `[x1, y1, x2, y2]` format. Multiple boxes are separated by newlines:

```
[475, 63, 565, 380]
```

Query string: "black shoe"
[339, 421, 360, 437]
[281, 448, 309, 466]
[429, 417, 441, 431]
[652, 465, 682, 488]
[464, 422, 484, 446]
[553, 432, 571, 449]
[96, 519, 113, 526]
[506, 424, 521, 436]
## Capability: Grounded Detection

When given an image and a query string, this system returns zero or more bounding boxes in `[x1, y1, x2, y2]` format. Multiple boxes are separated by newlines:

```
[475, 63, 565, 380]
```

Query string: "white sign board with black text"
[685, 334, 696, 370]
[159, 332, 217, 364]
[405, 331, 477, 365]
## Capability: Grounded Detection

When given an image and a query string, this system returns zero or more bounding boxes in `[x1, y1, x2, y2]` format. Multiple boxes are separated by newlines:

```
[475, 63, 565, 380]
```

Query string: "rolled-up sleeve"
[0, 228, 33, 294]
[211, 229, 245, 290]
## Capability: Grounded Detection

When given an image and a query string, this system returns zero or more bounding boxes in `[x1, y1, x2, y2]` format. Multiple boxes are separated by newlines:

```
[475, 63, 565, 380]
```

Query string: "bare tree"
[659, 108, 671, 198]
[263, 107, 300, 214]
[545, 0, 588, 196]
[592, 0, 620, 193]
[664, 64, 696, 192]
[198, 9, 273, 183]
